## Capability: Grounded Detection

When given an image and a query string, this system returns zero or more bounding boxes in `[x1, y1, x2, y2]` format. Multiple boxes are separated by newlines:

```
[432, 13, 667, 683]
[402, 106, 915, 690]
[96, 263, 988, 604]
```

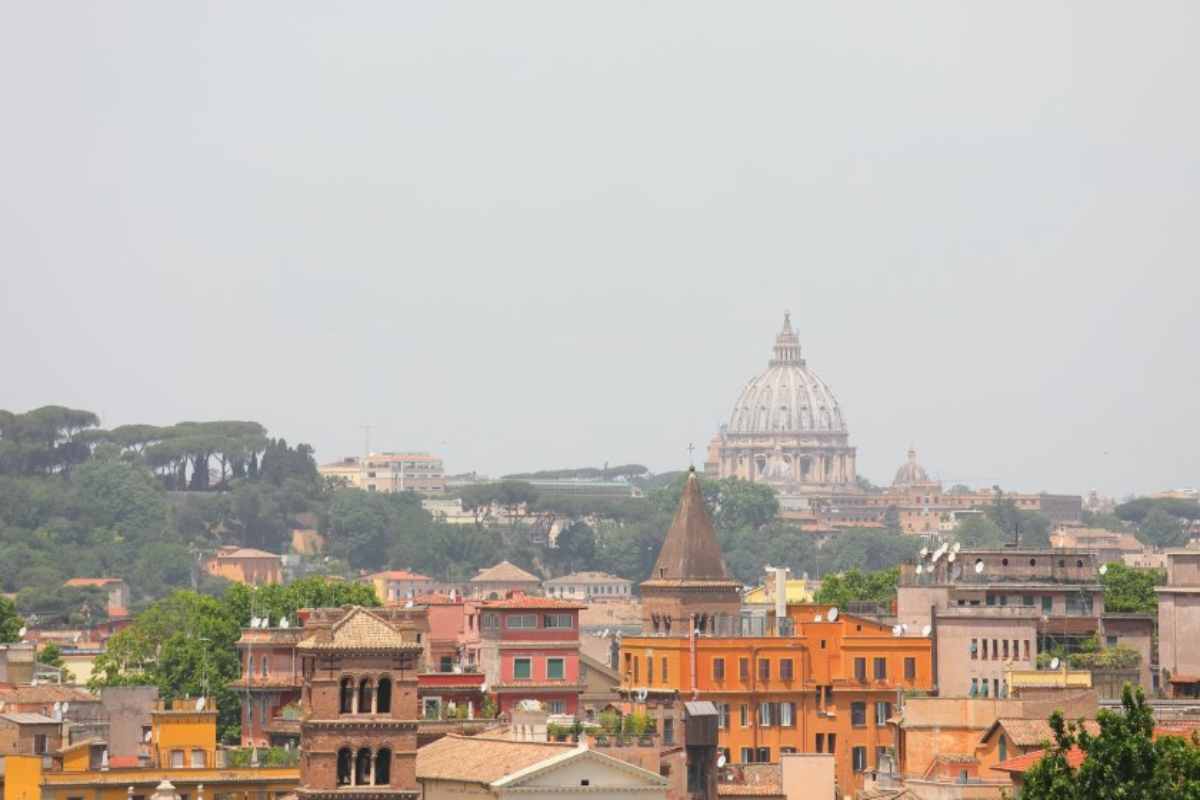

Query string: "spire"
[770, 310, 804, 367]
[644, 468, 736, 585]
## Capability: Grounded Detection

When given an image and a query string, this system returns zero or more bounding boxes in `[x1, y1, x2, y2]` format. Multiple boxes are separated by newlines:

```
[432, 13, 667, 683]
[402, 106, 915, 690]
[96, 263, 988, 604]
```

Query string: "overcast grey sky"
[2, 3, 1198, 497]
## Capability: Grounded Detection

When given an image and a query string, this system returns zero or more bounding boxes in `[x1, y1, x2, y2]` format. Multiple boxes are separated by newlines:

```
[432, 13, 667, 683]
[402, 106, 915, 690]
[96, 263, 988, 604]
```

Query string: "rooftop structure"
[319, 452, 446, 495]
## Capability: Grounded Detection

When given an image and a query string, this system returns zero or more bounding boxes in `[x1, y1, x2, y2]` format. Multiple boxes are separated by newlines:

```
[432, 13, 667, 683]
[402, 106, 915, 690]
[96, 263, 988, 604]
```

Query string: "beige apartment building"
[1157, 549, 1200, 697]
[319, 451, 446, 494]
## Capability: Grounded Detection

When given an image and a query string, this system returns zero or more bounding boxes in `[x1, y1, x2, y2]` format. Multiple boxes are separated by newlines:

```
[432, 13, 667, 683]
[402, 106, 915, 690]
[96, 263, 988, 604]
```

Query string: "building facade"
[296, 606, 426, 800]
[1157, 550, 1200, 697]
[366, 570, 436, 604]
[477, 596, 584, 717]
[705, 313, 858, 498]
[319, 452, 446, 495]
[203, 546, 283, 585]
[233, 625, 306, 748]
[544, 572, 632, 602]
[468, 561, 541, 600]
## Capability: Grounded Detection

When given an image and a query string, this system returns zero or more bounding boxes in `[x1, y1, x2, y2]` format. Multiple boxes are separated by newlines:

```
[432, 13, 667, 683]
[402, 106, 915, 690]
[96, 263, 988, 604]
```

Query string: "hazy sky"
[3, 4, 1198, 497]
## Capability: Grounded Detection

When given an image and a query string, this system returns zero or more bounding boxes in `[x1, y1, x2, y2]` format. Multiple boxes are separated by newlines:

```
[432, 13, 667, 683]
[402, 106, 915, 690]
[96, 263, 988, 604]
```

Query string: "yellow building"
[318, 452, 446, 495]
[743, 579, 814, 606]
[1, 698, 299, 800]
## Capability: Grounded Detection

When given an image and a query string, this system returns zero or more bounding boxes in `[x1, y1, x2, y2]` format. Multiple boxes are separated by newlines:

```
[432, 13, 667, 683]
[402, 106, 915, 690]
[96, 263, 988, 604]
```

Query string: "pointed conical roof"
[642, 468, 739, 588]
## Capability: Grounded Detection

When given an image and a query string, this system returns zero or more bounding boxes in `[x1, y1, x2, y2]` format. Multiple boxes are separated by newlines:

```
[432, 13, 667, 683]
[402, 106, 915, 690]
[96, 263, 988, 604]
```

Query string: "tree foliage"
[1100, 562, 1164, 614]
[813, 567, 900, 610]
[1020, 684, 1200, 800]
[0, 596, 23, 643]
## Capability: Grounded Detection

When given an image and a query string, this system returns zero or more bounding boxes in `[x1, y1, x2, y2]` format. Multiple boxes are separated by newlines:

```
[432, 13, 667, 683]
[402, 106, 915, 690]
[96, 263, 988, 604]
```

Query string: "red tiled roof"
[368, 569, 433, 582]
[470, 561, 540, 584]
[64, 577, 123, 587]
[416, 733, 574, 783]
[994, 746, 1085, 775]
[482, 596, 585, 610]
[983, 718, 1099, 748]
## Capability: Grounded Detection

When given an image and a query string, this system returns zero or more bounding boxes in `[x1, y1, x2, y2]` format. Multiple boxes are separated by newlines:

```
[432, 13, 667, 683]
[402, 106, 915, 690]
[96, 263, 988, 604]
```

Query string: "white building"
[544, 571, 632, 602]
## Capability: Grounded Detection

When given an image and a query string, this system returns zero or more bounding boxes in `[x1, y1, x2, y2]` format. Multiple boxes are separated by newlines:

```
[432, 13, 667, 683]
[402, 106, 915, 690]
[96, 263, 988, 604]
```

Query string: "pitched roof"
[994, 745, 1085, 774]
[368, 569, 433, 582]
[470, 561, 540, 584]
[982, 718, 1099, 748]
[213, 547, 280, 560]
[64, 577, 123, 588]
[0, 685, 97, 704]
[642, 469, 738, 587]
[0, 712, 59, 725]
[416, 734, 575, 784]
[297, 606, 422, 652]
[544, 571, 630, 585]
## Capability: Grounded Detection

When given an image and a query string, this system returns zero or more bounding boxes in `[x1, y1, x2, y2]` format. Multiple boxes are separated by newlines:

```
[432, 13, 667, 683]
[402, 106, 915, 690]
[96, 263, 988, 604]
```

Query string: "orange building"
[203, 546, 283, 585]
[619, 469, 934, 796]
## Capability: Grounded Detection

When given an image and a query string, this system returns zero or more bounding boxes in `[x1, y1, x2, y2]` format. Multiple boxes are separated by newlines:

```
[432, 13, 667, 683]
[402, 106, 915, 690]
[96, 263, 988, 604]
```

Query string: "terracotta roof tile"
[994, 745, 1085, 774]
[416, 734, 574, 784]
[470, 561, 540, 584]
[0, 685, 97, 704]
[987, 718, 1099, 748]
[298, 607, 422, 652]
[368, 570, 433, 582]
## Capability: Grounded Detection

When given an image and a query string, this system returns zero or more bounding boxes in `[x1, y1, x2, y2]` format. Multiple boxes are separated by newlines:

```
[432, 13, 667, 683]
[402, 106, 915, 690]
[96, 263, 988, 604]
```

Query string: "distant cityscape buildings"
[319, 452, 447, 495]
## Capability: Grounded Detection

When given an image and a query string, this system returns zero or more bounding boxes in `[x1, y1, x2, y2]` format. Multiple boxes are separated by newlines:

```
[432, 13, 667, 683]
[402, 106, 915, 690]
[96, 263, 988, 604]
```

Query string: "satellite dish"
[717, 754, 727, 768]
[144, 729, 153, 742]
[61, 702, 69, 713]
[931, 550, 942, 563]
[952, 542, 961, 553]
[901, 624, 909, 634]
[602, 629, 610, 638]
[922, 625, 932, 637]
[637, 688, 648, 702]
[17, 627, 26, 638]
[278, 617, 289, 629]
[1050, 657, 1061, 670]
[1099, 564, 1108, 575]
[915, 564, 923, 575]
[480, 683, 488, 693]
[974, 560, 985, 574]
[73, 633, 81, 643]
[814, 615, 823, 623]
[948, 552, 957, 563]
[195, 697, 206, 712]
[919, 547, 928, 558]
[827, 607, 839, 622]
[892, 625, 902, 636]
[249, 617, 259, 629]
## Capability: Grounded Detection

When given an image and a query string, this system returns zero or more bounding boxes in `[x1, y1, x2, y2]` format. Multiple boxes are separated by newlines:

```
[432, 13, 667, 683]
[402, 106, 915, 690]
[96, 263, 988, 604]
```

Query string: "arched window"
[359, 678, 374, 714]
[375, 748, 392, 785]
[355, 748, 373, 786]
[261, 656, 269, 677]
[337, 748, 353, 786]
[339, 677, 354, 714]
[377, 677, 392, 714]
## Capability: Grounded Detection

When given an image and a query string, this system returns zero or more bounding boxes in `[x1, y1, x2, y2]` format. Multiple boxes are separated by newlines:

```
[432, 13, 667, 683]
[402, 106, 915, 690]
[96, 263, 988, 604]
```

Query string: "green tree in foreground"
[1021, 684, 1200, 800]
[813, 567, 900, 610]
[223, 575, 379, 628]
[0, 596, 24, 643]
[1100, 562, 1165, 614]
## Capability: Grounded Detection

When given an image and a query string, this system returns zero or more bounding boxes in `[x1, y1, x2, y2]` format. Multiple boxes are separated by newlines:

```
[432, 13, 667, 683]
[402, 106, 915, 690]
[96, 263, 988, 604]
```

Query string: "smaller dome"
[893, 448, 930, 487]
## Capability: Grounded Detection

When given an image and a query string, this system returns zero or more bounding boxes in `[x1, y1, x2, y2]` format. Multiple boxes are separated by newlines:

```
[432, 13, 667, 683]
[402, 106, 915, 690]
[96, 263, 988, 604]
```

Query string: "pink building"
[478, 595, 584, 717]
[231, 624, 306, 747]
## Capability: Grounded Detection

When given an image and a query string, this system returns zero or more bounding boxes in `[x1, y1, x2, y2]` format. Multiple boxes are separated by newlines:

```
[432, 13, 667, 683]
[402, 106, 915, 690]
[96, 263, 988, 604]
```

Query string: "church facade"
[705, 313, 858, 498]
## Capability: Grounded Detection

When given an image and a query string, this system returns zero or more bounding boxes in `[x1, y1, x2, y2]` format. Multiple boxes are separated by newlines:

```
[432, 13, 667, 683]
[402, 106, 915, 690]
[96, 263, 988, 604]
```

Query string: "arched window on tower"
[339, 677, 354, 714]
[375, 748, 392, 785]
[336, 748, 353, 786]
[377, 677, 392, 714]
[355, 748, 373, 786]
[359, 678, 374, 714]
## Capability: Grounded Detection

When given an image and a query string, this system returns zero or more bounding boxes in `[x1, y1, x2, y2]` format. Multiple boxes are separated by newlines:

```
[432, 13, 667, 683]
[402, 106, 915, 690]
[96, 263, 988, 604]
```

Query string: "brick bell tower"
[297, 607, 425, 800]
[640, 467, 742, 636]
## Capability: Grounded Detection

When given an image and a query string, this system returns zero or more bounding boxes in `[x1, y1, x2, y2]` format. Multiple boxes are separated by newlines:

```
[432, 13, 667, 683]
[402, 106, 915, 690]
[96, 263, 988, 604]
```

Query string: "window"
[439, 655, 453, 672]
[1003, 640, 1009, 660]
[739, 704, 749, 727]
[713, 658, 726, 680]
[718, 703, 729, 730]
[740, 747, 754, 764]
[482, 613, 500, 630]
[827, 734, 836, 754]
[981, 679, 989, 698]
[759, 659, 771, 681]
[780, 702, 794, 727]
[339, 676, 354, 713]
[547, 658, 565, 680]
[543, 613, 574, 628]
[851, 702, 866, 727]
[758, 702, 773, 726]
[507, 614, 537, 629]
[876, 701, 891, 726]
[647, 656, 654, 684]
[780, 658, 794, 680]
[971, 639, 978, 660]
[377, 677, 392, 714]
[662, 657, 668, 683]
[1107, 635, 1119, 648]
[1042, 596, 1053, 613]
[739, 658, 750, 680]
[781, 747, 796, 755]
[874, 657, 887, 680]
[33, 734, 48, 755]
[905, 657, 916, 680]
[815, 733, 825, 753]
[999, 734, 1007, 761]
[261, 656, 269, 676]
[663, 718, 675, 745]
[171, 750, 185, 768]
[376, 748, 392, 785]
[1023, 595, 1034, 606]
[853, 746, 867, 772]
[513, 658, 532, 679]
[191, 749, 205, 768]
[756, 747, 770, 764]
[633, 655, 639, 683]
[820, 639, 827, 649]
[854, 658, 867, 682]
[982, 639, 989, 659]
[548, 700, 565, 714]
[824, 685, 833, 706]
[1025, 640, 1031, 660]
[971, 678, 979, 696]
[877, 746, 889, 769]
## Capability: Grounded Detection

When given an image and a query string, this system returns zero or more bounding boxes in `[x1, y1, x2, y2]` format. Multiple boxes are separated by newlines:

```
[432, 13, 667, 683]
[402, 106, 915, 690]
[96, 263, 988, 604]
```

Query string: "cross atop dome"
[770, 310, 804, 366]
